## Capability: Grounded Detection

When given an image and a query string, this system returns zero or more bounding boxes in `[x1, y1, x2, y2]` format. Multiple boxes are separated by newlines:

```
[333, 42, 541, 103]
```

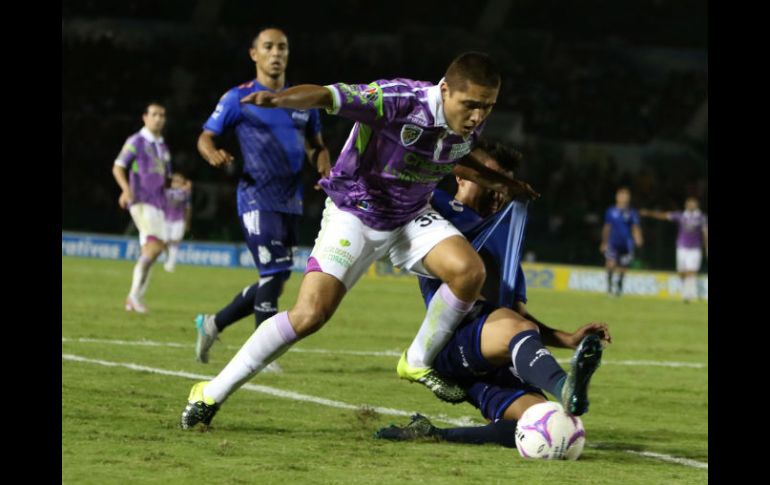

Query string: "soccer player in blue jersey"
[376, 141, 610, 447]
[600, 187, 643, 297]
[180, 52, 541, 430]
[193, 27, 331, 363]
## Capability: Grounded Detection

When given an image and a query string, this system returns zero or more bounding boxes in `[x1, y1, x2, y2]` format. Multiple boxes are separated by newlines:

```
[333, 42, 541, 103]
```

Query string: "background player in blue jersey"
[376, 140, 611, 447]
[600, 187, 643, 297]
[193, 27, 331, 363]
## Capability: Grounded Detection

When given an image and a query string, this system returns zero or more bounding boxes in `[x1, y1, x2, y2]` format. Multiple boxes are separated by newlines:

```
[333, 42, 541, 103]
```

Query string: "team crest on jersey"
[449, 141, 472, 161]
[400, 124, 423, 147]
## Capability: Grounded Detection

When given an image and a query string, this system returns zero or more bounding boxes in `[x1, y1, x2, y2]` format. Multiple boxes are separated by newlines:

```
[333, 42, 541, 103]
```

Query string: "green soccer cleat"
[397, 351, 467, 403]
[561, 334, 603, 416]
[195, 314, 219, 364]
[180, 381, 220, 429]
[375, 414, 438, 441]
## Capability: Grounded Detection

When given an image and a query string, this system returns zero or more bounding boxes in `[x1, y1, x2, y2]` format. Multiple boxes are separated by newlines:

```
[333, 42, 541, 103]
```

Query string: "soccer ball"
[515, 402, 585, 460]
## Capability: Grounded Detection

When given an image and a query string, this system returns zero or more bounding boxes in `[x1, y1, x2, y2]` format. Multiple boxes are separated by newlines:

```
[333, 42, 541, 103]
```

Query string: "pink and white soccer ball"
[515, 402, 586, 460]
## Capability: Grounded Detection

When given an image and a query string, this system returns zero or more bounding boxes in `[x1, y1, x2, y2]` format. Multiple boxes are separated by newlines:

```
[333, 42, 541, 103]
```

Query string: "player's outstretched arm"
[639, 209, 671, 221]
[240, 85, 333, 111]
[456, 148, 540, 201]
[517, 302, 612, 349]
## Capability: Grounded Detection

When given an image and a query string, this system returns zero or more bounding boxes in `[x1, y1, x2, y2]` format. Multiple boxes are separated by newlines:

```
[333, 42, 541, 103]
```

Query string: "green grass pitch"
[62, 257, 707, 484]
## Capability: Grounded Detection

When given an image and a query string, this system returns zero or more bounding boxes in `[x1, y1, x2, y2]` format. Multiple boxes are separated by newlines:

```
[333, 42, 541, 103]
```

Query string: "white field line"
[62, 353, 708, 470]
[62, 337, 707, 369]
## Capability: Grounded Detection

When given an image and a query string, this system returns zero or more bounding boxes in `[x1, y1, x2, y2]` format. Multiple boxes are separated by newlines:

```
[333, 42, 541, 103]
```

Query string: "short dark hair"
[144, 101, 164, 114]
[445, 52, 501, 91]
[252, 26, 288, 47]
[478, 138, 522, 175]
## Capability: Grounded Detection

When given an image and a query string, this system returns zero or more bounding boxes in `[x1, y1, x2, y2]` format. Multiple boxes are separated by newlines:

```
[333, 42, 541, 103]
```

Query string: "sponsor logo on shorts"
[258, 245, 272, 265]
[321, 246, 355, 269]
[339, 239, 351, 247]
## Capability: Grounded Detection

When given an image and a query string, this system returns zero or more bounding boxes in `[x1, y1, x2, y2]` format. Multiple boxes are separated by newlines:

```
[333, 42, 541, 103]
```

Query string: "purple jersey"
[114, 127, 171, 209]
[164, 187, 191, 222]
[320, 78, 485, 230]
[669, 210, 707, 249]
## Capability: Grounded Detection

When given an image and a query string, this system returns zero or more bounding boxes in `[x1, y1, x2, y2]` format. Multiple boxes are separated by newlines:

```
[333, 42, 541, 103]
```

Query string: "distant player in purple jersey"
[163, 172, 192, 273]
[640, 197, 708, 302]
[600, 187, 643, 297]
[376, 141, 610, 447]
[193, 28, 331, 364]
[112, 102, 171, 313]
[180, 52, 540, 430]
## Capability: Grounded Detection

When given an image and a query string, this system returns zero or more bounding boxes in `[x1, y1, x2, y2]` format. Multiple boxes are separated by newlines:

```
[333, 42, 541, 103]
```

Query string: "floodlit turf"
[62, 257, 707, 484]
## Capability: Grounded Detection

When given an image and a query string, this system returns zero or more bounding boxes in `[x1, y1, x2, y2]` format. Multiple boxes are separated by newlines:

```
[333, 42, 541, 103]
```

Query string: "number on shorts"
[414, 212, 443, 227]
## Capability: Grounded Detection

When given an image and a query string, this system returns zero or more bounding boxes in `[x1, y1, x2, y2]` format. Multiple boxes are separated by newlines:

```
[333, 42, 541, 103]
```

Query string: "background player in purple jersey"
[193, 27, 331, 363]
[180, 52, 540, 430]
[112, 102, 171, 313]
[600, 187, 643, 297]
[376, 141, 609, 447]
[163, 172, 192, 273]
[640, 197, 708, 302]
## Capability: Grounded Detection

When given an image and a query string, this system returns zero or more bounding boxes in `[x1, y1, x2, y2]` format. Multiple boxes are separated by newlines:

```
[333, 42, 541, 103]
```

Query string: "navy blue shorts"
[239, 209, 298, 276]
[605, 243, 634, 267]
[433, 301, 546, 421]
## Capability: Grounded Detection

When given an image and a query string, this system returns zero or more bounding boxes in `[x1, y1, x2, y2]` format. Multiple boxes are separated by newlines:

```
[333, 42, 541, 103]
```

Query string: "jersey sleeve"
[114, 135, 138, 168]
[203, 89, 242, 135]
[324, 79, 413, 127]
[603, 208, 612, 224]
[668, 211, 682, 222]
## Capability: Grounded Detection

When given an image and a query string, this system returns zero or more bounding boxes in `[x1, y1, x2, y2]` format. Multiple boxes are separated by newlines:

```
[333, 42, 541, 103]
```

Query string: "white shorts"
[676, 248, 702, 272]
[165, 220, 185, 242]
[308, 199, 464, 289]
[129, 203, 166, 246]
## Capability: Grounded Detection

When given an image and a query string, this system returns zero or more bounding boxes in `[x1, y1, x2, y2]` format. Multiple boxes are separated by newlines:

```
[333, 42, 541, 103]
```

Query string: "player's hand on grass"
[118, 189, 133, 209]
[241, 91, 279, 107]
[570, 322, 612, 348]
[205, 148, 234, 168]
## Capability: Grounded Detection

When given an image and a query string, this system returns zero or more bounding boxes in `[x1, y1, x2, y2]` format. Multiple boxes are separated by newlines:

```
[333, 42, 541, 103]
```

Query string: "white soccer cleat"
[125, 294, 148, 314]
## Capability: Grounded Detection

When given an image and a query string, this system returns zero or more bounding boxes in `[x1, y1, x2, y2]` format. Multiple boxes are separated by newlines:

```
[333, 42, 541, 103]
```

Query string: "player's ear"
[249, 47, 258, 62]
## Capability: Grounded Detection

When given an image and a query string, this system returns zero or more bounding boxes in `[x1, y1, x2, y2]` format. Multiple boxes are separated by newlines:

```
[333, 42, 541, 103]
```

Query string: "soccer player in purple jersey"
[376, 141, 610, 447]
[192, 28, 331, 364]
[600, 187, 643, 297]
[112, 102, 171, 313]
[163, 172, 192, 273]
[181, 52, 539, 430]
[640, 197, 708, 302]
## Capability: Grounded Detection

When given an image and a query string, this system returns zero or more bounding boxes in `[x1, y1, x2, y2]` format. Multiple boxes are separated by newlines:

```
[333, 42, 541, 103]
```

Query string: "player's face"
[251, 29, 289, 79]
[456, 158, 508, 217]
[685, 198, 698, 211]
[616, 189, 630, 207]
[142, 105, 166, 134]
[441, 81, 499, 137]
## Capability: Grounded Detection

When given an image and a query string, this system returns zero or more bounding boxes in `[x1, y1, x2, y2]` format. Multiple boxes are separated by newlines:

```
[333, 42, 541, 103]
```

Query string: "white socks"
[406, 284, 474, 368]
[204, 311, 298, 403]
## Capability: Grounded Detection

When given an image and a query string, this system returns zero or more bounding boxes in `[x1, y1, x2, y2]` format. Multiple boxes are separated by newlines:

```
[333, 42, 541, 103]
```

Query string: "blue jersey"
[418, 189, 527, 307]
[604, 206, 640, 249]
[203, 80, 322, 215]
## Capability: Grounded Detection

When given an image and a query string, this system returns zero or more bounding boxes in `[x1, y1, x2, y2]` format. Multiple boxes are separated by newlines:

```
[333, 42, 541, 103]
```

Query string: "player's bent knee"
[288, 305, 330, 337]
